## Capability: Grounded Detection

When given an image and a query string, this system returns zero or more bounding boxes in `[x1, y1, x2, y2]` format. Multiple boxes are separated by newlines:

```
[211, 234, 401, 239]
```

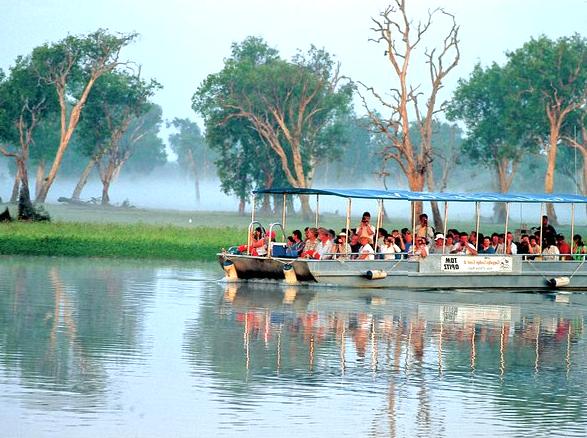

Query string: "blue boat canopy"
[252, 187, 587, 204]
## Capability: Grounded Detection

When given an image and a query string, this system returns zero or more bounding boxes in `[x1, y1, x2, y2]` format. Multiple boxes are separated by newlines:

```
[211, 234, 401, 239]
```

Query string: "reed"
[0, 222, 244, 260]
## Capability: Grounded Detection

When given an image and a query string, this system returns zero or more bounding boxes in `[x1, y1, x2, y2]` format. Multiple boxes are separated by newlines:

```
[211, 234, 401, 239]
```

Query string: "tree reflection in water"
[185, 282, 587, 435]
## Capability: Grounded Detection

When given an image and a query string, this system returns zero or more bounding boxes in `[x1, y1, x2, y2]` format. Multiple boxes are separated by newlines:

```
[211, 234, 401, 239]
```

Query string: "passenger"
[333, 232, 352, 260]
[415, 214, 435, 241]
[390, 229, 405, 252]
[445, 234, 455, 251]
[358, 235, 375, 260]
[401, 228, 413, 254]
[556, 234, 572, 260]
[542, 235, 560, 261]
[495, 234, 506, 254]
[505, 232, 517, 255]
[357, 211, 376, 242]
[572, 234, 587, 260]
[518, 234, 530, 257]
[540, 215, 557, 241]
[429, 234, 446, 254]
[251, 226, 268, 256]
[529, 235, 541, 257]
[314, 227, 334, 260]
[380, 235, 402, 259]
[468, 231, 477, 247]
[300, 227, 319, 258]
[478, 236, 495, 254]
[350, 231, 361, 259]
[451, 232, 478, 255]
[490, 233, 499, 253]
[408, 237, 428, 260]
[287, 229, 305, 257]
[376, 227, 388, 253]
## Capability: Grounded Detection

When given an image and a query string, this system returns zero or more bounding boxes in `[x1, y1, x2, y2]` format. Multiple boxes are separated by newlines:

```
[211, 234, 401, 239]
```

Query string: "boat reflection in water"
[186, 281, 587, 436]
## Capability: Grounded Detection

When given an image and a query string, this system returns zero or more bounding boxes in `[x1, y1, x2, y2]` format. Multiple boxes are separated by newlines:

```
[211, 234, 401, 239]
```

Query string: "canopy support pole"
[504, 202, 510, 254]
[442, 201, 448, 254]
[538, 202, 544, 252]
[475, 201, 481, 250]
[411, 202, 417, 244]
[282, 193, 287, 233]
[248, 194, 257, 256]
[345, 198, 352, 250]
[374, 199, 383, 253]
[570, 203, 575, 255]
[315, 195, 319, 228]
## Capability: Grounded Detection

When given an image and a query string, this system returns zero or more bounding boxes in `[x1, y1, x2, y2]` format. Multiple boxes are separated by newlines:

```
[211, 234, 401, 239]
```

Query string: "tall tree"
[168, 118, 209, 203]
[447, 63, 535, 221]
[358, 0, 459, 225]
[506, 34, 587, 223]
[193, 36, 353, 218]
[0, 59, 56, 219]
[31, 29, 138, 202]
[74, 71, 160, 204]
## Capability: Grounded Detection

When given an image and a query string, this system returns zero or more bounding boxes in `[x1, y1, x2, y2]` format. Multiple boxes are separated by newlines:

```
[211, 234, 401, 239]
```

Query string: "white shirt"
[315, 239, 334, 260]
[359, 243, 375, 260]
[381, 243, 401, 260]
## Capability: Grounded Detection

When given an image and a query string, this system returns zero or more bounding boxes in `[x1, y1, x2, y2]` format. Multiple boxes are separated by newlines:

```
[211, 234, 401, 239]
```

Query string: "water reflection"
[185, 282, 587, 436]
[0, 257, 153, 414]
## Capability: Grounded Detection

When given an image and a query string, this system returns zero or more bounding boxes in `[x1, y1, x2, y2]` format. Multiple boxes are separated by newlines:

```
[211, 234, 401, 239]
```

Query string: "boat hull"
[218, 254, 587, 291]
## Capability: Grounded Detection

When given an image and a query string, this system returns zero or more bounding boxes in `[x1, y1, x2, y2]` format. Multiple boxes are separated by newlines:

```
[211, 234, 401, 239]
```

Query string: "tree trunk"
[494, 158, 516, 223]
[426, 167, 443, 232]
[34, 160, 45, 200]
[101, 180, 111, 206]
[72, 157, 96, 200]
[35, 76, 98, 203]
[407, 171, 425, 225]
[194, 178, 200, 203]
[238, 198, 245, 216]
[186, 150, 200, 202]
[299, 194, 313, 221]
[10, 167, 21, 203]
[15, 158, 34, 220]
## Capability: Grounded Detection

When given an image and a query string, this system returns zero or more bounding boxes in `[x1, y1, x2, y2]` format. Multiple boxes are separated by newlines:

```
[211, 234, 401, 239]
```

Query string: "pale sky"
[2, 0, 587, 129]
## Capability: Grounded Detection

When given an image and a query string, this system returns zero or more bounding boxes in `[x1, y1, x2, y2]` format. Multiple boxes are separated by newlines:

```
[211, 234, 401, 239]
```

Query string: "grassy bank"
[0, 221, 244, 261]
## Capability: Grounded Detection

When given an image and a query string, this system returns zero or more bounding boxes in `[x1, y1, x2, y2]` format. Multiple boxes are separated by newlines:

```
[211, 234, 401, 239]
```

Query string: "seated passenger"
[429, 234, 446, 254]
[401, 228, 413, 254]
[542, 235, 560, 261]
[451, 232, 478, 255]
[408, 237, 428, 260]
[505, 232, 517, 255]
[478, 236, 495, 254]
[556, 234, 572, 260]
[529, 235, 541, 255]
[250, 226, 268, 256]
[358, 235, 375, 260]
[380, 235, 402, 259]
[300, 227, 319, 258]
[287, 229, 304, 257]
[573, 234, 587, 260]
[314, 227, 334, 260]
[350, 231, 361, 259]
[333, 232, 352, 260]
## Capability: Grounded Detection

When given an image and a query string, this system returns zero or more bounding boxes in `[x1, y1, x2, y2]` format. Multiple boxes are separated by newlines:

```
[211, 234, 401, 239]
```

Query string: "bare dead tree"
[357, 0, 459, 226]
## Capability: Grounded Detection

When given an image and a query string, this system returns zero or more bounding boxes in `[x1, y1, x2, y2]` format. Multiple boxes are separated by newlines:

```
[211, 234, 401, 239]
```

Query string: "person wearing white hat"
[429, 233, 445, 254]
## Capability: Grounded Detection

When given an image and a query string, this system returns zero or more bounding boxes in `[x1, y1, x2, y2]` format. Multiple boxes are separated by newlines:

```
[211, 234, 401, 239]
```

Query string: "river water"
[1, 256, 587, 437]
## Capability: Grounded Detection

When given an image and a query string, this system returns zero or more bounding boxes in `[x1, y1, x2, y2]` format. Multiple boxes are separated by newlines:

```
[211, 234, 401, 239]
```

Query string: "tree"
[193, 36, 353, 218]
[168, 118, 210, 203]
[31, 29, 138, 203]
[74, 71, 160, 204]
[447, 63, 535, 221]
[506, 34, 587, 223]
[0, 58, 56, 219]
[560, 110, 587, 209]
[358, 0, 459, 225]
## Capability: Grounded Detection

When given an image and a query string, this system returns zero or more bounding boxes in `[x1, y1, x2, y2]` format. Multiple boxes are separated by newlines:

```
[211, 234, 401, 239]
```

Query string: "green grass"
[0, 221, 245, 261]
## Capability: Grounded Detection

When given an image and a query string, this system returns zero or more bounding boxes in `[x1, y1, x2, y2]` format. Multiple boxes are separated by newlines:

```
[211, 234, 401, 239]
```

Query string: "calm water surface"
[1, 256, 587, 437]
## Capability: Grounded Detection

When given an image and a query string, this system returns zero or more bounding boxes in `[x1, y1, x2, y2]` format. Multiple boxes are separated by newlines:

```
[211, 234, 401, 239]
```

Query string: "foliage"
[0, 221, 242, 261]
[168, 118, 214, 176]
[193, 36, 353, 215]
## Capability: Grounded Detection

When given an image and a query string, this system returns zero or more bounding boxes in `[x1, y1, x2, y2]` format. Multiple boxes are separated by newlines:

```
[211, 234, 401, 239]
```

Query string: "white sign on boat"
[441, 256, 513, 273]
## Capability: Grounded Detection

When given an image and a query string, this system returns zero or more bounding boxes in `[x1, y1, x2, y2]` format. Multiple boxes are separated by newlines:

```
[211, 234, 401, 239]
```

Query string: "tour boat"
[218, 188, 587, 291]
